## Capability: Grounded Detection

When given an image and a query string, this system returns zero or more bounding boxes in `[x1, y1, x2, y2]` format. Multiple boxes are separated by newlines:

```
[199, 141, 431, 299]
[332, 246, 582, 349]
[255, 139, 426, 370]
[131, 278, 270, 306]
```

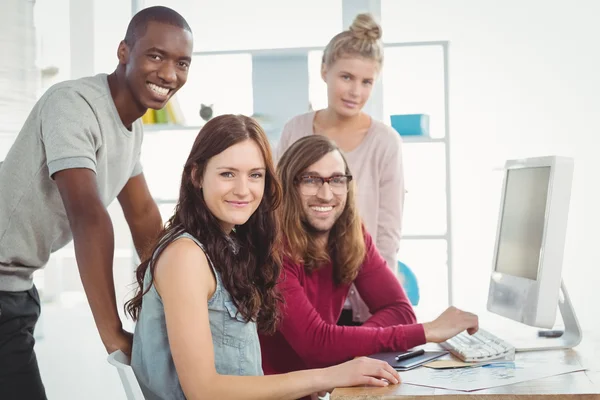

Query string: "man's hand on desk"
[422, 306, 479, 343]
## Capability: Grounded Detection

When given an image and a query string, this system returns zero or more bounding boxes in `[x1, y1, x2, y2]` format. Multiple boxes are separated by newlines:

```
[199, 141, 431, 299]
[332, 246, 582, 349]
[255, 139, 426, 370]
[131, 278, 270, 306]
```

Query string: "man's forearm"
[129, 202, 162, 261]
[71, 208, 122, 340]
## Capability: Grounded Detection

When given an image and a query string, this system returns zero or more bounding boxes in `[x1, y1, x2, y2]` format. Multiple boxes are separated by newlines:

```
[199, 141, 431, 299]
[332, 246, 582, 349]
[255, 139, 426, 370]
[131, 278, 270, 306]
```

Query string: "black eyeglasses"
[296, 175, 353, 196]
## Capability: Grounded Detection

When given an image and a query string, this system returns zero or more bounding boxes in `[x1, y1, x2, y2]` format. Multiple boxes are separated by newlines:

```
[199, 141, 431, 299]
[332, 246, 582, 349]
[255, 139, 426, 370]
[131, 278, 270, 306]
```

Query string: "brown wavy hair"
[277, 135, 366, 284]
[126, 114, 283, 334]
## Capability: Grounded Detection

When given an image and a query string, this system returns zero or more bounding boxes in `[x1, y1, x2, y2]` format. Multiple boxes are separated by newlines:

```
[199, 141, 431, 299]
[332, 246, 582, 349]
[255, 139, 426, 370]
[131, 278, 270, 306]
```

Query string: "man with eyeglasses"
[259, 135, 478, 398]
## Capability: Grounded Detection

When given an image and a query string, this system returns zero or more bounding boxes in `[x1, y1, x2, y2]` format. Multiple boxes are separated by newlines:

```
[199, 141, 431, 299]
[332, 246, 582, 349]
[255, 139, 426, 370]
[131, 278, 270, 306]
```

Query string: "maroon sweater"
[259, 232, 426, 374]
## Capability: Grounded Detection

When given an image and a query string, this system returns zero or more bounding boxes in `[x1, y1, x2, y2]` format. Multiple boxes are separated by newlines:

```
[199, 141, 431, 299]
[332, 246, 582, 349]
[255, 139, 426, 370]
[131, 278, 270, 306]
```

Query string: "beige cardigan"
[274, 111, 405, 323]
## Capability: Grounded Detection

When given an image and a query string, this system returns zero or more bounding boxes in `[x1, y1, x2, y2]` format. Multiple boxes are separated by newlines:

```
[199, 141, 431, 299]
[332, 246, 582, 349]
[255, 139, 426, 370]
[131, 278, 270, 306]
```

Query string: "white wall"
[383, 0, 600, 329]
[0, 0, 38, 159]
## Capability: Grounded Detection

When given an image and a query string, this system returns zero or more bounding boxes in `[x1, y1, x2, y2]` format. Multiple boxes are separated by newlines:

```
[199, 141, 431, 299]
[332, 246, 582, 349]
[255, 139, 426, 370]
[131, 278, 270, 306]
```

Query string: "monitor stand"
[515, 279, 582, 352]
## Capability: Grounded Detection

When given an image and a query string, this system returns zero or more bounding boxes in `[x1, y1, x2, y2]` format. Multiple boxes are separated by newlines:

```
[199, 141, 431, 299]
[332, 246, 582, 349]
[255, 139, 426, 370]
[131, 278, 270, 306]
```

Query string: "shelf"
[191, 41, 448, 58]
[193, 46, 322, 58]
[143, 122, 276, 133]
[154, 198, 178, 205]
[401, 136, 446, 144]
[143, 124, 204, 132]
[402, 234, 448, 240]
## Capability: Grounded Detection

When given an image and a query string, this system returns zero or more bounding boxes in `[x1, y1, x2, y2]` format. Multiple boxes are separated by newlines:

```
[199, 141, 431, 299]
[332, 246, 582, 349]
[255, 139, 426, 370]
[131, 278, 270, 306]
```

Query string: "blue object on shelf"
[398, 261, 420, 306]
[390, 114, 430, 137]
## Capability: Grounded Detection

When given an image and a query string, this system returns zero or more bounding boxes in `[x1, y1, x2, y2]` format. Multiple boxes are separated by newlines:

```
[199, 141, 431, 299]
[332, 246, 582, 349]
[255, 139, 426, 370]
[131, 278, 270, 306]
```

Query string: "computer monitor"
[486, 155, 581, 350]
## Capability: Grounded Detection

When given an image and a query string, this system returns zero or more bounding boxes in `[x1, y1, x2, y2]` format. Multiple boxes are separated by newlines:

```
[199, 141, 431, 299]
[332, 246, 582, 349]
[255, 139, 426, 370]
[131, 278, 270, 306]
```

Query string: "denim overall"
[131, 232, 262, 400]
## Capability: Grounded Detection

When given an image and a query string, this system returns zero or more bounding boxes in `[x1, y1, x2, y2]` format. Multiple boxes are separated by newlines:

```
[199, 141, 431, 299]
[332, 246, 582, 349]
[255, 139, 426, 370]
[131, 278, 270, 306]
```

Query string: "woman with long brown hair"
[125, 114, 400, 400]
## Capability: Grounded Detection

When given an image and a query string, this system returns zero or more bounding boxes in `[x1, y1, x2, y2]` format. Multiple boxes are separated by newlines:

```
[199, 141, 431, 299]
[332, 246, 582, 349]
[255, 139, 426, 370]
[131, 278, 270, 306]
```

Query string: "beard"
[301, 217, 331, 235]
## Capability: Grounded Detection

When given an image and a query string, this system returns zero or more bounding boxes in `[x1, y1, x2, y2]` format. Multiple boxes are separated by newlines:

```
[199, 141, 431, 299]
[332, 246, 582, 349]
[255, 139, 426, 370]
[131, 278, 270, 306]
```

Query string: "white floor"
[33, 253, 136, 400]
[35, 297, 129, 400]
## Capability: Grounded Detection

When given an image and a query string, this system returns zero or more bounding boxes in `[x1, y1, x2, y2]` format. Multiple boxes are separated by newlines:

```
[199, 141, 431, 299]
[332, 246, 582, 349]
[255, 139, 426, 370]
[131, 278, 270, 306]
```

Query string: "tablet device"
[368, 350, 448, 371]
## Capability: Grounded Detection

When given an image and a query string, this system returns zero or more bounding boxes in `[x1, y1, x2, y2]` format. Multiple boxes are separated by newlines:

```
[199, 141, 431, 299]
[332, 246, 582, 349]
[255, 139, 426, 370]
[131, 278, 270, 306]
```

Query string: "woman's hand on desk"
[322, 356, 401, 390]
[422, 306, 479, 343]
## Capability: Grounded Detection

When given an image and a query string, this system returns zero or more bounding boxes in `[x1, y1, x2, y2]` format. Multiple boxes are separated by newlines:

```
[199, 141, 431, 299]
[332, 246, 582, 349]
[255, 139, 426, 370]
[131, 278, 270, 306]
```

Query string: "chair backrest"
[107, 350, 145, 400]
[398, 261, 420, 306]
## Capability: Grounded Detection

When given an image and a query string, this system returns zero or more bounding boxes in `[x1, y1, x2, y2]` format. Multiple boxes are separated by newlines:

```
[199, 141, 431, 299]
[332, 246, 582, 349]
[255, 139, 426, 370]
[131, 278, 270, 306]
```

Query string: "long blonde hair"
[277, 136, 366, 284]
[322, 13, 384, 69]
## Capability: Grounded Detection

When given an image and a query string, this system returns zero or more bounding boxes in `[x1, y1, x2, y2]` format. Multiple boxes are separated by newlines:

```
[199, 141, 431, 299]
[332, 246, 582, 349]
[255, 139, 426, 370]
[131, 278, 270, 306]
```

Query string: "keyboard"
[441, 328, 515, 362]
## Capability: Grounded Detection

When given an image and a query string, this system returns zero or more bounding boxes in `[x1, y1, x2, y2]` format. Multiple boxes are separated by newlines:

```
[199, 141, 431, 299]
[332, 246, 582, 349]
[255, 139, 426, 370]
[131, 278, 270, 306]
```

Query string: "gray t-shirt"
[0, 73, 143, 291]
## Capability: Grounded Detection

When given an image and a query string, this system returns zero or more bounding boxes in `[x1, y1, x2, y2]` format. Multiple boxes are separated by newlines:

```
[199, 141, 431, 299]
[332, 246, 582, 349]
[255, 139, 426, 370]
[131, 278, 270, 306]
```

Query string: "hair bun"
[349, 13, 382, 41]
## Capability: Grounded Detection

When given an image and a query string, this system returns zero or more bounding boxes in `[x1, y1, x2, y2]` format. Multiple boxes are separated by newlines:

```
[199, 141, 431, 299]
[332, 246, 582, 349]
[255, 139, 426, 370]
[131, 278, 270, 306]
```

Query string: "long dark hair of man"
[277, 135, 366, 284]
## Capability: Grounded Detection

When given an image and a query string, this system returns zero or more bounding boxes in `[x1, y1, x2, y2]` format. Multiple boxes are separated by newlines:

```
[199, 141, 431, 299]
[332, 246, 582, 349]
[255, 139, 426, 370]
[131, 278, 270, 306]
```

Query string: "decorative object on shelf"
[40, 66, 59, 78]
[199, 104, 214, 122]
[390, 114, 430, 137]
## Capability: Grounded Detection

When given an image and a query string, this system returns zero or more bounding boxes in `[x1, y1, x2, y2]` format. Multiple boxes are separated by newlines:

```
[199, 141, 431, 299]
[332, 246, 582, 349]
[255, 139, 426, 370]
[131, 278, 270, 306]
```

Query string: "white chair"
[107, 350, 145, 400]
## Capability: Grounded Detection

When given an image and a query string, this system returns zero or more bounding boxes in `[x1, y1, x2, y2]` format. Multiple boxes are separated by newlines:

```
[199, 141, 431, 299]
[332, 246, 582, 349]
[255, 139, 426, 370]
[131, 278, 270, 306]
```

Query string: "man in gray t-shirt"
[0, 6, 193, 399]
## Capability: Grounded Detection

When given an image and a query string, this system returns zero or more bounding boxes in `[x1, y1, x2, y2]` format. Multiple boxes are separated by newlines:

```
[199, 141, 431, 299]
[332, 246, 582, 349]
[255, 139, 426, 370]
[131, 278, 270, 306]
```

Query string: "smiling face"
[201, 139, 266, 233]
[298, 150, 348, 237]
[120, 21, 193, 110]
[322, 56, 379, 118]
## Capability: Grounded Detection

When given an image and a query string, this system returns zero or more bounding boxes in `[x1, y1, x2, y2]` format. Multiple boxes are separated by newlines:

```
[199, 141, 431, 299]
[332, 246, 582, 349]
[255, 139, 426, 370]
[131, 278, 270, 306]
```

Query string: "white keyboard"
[441, 328, 515, 362]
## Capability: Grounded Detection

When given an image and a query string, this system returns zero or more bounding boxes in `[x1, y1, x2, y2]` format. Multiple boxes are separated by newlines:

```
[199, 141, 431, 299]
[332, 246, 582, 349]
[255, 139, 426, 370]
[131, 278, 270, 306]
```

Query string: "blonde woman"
[275, 13, 404, 325]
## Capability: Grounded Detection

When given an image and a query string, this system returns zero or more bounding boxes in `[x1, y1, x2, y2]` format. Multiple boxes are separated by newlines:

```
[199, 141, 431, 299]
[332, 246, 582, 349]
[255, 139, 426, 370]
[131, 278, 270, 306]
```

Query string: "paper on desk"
[400, 359, 585, 392]
[424, 359, 514, 369]
[425, 359, 487, 369]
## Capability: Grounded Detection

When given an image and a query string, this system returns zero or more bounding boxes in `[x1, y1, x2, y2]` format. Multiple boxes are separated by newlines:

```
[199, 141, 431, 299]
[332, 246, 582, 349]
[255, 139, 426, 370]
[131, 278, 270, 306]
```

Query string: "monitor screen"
[494, 166, 551, 281]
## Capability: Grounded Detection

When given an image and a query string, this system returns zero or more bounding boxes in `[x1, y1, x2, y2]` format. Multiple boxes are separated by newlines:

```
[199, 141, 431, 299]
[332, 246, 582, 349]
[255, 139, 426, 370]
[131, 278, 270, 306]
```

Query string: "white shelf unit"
[143, 124, 204, 132]
[140, 41, 454, 307]
[385, 41, 453, 306]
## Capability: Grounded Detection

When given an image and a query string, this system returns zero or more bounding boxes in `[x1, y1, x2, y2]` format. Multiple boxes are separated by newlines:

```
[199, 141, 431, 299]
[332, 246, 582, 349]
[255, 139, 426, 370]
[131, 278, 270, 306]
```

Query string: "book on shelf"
[142, 95, 186, 127]
[390, 114, 430, 137]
